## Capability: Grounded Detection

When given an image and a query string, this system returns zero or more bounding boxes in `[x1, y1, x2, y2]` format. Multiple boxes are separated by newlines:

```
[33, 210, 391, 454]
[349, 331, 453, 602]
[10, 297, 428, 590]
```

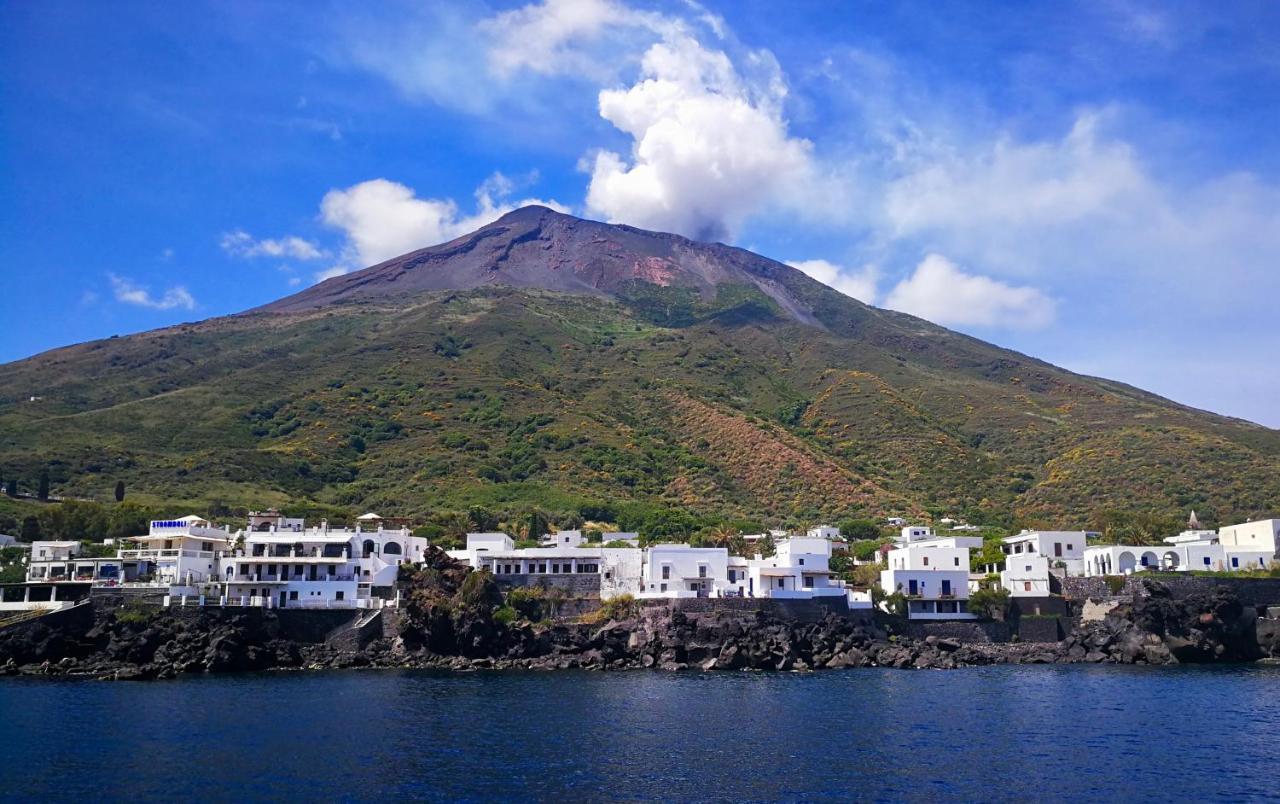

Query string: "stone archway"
[1162, 551, 1180, 570]
[1140, 551, 1159, 570]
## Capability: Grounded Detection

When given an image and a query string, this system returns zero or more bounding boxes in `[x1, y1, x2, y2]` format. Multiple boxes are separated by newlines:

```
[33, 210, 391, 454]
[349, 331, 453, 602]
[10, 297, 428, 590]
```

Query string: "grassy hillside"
[1, 287, 1277, 534]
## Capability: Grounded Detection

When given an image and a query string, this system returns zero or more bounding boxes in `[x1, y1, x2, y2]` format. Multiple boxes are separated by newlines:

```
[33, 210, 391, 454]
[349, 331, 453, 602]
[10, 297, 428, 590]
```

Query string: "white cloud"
[481, 0, 652, 78]
[317, 173, 567, 281]
[108, 274, 197, 311]
[584, 34, 820, 241]
[884, 254, 1055, 329]
[221, 230, 325, 260]
[785, 259, 878, 304]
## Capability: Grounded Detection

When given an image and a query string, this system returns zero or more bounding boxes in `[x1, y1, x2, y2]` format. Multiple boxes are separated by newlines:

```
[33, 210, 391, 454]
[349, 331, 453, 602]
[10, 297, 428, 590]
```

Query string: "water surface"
[1, 665, 1277, 802]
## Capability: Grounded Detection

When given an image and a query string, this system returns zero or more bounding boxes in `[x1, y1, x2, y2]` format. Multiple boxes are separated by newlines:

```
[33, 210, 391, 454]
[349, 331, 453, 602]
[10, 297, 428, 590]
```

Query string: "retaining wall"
[1061, 575, 1280, 609]
[901, 620, 1012, 643]
[494, 574, 601, 597]
[649, 596, 868, 623]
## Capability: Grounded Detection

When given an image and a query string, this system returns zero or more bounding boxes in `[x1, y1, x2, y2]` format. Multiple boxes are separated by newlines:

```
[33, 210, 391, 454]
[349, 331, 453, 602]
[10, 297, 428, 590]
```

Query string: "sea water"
[1, 664, 1277, 802]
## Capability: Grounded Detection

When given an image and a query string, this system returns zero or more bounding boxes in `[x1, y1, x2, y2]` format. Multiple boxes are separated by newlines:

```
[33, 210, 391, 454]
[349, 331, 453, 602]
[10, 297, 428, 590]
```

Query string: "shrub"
[968, 587, 1010, 620]
[115, 599, 154, 626]
[1104, 575, 1127, 595]
[493, 605, 518, 625]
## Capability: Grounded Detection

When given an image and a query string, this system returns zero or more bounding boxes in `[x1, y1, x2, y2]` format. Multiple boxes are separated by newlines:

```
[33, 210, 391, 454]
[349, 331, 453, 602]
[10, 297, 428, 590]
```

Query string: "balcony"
[227, 573, 356, 583]
[118, 549, 215, 560]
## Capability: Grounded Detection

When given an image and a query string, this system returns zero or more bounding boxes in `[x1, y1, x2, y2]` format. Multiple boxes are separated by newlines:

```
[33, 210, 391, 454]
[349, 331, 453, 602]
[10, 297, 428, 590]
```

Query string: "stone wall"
[1061, 575, 1280, 610]
[901, 620, 1012, 643]
[494, 573, 601, 597]
[1016, 616, 1068, 643]
[644, 597, 868, 623]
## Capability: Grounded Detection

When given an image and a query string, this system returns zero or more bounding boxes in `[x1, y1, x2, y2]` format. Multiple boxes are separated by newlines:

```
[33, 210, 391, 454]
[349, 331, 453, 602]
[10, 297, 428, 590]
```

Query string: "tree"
[968, 587, 1010, 620]
[4, 478, 16, 498]
[20, 516, 40, 543]
[526, 509, 550, 541]
[838, 518, 882, 541]
[114, 480, 126, 502]
[466, 506, 498, 532]
[37, 469, 50, 501]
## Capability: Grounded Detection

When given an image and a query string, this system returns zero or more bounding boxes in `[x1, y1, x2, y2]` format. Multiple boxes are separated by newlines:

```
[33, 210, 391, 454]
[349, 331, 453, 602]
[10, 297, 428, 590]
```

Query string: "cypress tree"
[37, 469, 50, 501]
[114, 480, 126, 502]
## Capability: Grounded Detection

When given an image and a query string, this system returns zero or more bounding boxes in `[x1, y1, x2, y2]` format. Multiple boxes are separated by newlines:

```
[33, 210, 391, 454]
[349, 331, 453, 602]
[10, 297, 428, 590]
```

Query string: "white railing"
[118, 549, 215, 560]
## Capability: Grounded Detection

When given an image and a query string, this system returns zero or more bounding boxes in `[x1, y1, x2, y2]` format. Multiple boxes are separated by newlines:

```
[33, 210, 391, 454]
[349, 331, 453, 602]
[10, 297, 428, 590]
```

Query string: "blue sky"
[3, 1, 1279, 426]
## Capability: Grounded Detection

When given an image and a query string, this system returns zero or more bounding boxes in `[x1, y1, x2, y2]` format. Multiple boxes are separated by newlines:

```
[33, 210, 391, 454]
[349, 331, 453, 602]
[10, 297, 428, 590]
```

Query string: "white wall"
[1218, 520, 1280, 556]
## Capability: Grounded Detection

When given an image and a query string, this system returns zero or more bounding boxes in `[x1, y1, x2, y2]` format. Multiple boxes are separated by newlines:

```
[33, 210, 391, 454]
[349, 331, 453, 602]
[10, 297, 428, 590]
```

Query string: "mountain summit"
[262, 205, 822, 326]
[2, 208, 1277, 528]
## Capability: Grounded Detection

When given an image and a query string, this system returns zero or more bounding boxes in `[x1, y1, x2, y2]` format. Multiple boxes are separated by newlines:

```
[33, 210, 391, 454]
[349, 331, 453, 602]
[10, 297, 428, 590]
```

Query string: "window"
[662, 565, 670, 580]
[804, 576, 814, 588]
[538, 564, 547, 574]
[698, 565, 707, 578]
[1204, 557, 1211, 566]
[289, 591, 298, 601]
[954, 558, 960, 566]
[335, 591, 344, 601]
[659, 583, 667, 592]
[798, 558, 805, 566]
[1231, 557, 1239, 568]
[1024, 581, 1032, 592]
[923, 556, 929, 567]
[776, 578, 784, 588]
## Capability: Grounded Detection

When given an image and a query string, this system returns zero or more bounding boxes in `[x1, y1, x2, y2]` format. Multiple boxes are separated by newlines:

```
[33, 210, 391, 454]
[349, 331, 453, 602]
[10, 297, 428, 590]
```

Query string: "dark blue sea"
[2, 664, 1278, 802]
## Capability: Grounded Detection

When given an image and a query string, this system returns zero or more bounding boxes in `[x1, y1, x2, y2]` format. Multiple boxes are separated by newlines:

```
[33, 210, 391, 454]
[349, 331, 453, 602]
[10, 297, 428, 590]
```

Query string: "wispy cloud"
[108, 274, 196, 311]
[221, 230, 326, 260]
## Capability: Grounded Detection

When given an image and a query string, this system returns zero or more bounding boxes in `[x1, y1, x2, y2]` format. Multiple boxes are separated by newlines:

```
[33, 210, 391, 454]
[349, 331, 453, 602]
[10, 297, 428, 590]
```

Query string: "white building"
[896, 525, 935, 544]
[744, 537, 848, 600]
[880, 538, 975, 619]
[540, 529, 587, 548]
[448, 532, 644, 600]
[1001, 530, 1093, 577]
[118, 516, 236, 593]
[639, 544, 729, 598]
[806, 525, 840, 541]
[1218, 519, 1280, 559]
[1001, 555, 1053, 597]
[220, 515, 426, 609]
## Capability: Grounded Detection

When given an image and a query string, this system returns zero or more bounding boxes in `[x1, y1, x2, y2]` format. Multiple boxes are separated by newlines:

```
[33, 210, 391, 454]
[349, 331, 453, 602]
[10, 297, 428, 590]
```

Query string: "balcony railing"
[228, 573, 356, 583]
[118, 549, 215, 560]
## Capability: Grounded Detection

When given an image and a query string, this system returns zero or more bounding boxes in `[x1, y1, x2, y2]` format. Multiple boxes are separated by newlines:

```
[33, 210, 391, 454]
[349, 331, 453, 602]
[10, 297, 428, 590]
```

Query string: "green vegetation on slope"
[1, 287, 1277, 531]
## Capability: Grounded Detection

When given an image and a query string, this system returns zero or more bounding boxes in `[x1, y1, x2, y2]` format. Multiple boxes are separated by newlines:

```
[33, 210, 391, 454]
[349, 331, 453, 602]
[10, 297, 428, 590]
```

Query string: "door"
[1054, 543, 1063, 557]
[279, 591, 287, 608]
[908, 579, 918, 596]
[941, 580, 951, 596]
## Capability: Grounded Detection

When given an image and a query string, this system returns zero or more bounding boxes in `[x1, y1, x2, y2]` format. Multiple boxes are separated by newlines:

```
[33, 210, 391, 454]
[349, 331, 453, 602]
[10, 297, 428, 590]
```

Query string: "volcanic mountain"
[2, 206, 1277, 531]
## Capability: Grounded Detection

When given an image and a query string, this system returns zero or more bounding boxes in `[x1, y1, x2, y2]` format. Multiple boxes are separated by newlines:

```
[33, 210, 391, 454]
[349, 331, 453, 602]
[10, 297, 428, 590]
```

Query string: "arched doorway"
[1140, 551, 1158, 570]
[1118, 552, 1136, 574]
[383, 542, 402, 557]
[363, 539, 377, 558]
[1162, 551, 1180, 570]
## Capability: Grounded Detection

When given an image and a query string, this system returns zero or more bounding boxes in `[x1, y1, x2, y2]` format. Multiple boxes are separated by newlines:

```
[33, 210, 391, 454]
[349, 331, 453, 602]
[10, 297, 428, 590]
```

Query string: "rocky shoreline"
[0, 551, 1273, 681]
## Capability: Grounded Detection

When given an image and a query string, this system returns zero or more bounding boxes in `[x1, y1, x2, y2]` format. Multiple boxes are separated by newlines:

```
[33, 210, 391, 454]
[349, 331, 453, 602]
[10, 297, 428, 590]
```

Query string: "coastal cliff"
[0, 552, 1268, 679]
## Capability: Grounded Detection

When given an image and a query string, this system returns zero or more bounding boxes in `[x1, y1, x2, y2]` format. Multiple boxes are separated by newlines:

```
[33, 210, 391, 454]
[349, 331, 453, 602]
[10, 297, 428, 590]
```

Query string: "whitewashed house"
[639, 544, 729, 598]
[1218, 519, 1280, 560]
[895, 525, 935, 544]
[1001, 554, 1053, 597]
[119, 516, 235, 593]
[880, 538, 975, 619]
[220, 514, 426, 609]
[744, 537, 846, 600]
[1001, 530, 1092, 576]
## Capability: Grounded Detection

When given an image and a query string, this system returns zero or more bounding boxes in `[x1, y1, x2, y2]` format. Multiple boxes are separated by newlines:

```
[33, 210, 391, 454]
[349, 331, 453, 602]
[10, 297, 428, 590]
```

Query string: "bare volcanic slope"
[2, 207, 1279, 527]
[260, 205, 822, 325]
